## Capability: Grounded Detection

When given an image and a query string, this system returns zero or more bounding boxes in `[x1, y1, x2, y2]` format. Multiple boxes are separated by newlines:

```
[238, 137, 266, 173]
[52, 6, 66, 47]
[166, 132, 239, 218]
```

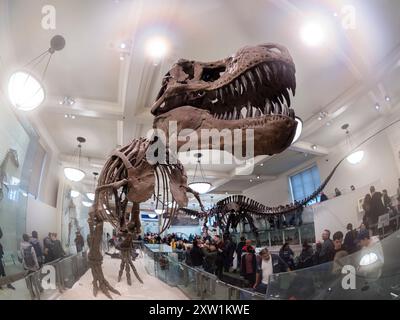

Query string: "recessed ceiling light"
[312, 144, 317, 150]
[260, 163, 264, 167]
[326, 121, 331, 126]
[375, 103, 380, 110]
[120, 42, 127, 49]
[257, 176, 260, 179]
[385, 96, 390, 102]
[64, 114, 68, 118]
[71, 115, 76, 119]
[249, 179, 253, 182]
[146, 37, 169, 59]
[300, 21, 326, 47]
[120, 54, 125, 61]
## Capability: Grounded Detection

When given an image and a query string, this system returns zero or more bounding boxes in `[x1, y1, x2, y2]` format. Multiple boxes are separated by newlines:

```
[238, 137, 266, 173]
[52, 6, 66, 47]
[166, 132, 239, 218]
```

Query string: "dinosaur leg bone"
[88, 211, 120, 299]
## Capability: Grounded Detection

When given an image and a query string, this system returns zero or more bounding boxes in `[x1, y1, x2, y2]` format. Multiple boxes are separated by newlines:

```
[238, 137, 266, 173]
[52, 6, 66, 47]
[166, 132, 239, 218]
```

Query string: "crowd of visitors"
[20, 231, 67, 272]
[362, 185, 398, 235]
[142, 216, 383, 295]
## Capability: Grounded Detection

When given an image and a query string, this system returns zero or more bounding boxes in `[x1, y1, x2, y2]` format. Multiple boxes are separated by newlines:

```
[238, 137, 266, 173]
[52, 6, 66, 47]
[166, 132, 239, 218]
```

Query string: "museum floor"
[58, 255, 188, 300]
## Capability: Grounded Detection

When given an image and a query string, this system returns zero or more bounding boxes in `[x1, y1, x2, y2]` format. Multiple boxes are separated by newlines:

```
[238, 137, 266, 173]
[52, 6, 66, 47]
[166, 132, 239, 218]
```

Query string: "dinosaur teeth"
[233, 108, 238, 120]
[246, 71, 257, 91]
[283, 88, 291, 108]
[246, 105, 252, 118]
[263, 64, 272, 82]
[241, 75, 248, 92]
[255, 67, 264, 86]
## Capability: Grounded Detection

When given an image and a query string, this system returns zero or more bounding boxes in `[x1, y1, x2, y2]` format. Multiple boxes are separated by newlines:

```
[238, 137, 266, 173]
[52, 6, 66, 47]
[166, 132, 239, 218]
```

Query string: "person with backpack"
[30, 231, 43, 267]
[19, 234, 39, 272]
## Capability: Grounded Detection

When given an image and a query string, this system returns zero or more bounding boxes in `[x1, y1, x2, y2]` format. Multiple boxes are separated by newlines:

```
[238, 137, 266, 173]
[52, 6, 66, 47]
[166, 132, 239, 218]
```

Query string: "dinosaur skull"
[152, 43, 298, 157]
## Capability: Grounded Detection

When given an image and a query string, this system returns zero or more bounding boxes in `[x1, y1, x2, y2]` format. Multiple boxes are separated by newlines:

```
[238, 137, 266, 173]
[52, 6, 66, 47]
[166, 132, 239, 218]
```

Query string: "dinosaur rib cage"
[95, 138, 179, 234]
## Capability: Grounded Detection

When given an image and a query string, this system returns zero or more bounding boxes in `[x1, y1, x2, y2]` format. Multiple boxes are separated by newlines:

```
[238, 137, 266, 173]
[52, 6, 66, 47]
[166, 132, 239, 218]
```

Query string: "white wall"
[26, 196, 59, 242]
[38, 151, 62, 207]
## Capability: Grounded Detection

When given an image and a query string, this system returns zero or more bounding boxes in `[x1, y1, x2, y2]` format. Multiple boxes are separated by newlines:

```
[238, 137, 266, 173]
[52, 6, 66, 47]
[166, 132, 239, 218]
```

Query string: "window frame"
[288, 163, 321, 204]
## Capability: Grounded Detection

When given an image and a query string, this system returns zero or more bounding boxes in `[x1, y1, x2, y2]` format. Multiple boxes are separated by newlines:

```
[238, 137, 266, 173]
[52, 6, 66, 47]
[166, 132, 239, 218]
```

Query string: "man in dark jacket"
[254, 248, 289, 294]
[51, 233, 65, 260]
[343, 223, 358, 254]
[222, 235, 236, 272]
[369, 186, 385, 234]
[30, 231, 43, 267]
[317, 229, 335, 264]
[202, 244, 218, 274]
[236, 236, 246, 271]
[189, 240, 204, 267]
[297, 241, 314, 269]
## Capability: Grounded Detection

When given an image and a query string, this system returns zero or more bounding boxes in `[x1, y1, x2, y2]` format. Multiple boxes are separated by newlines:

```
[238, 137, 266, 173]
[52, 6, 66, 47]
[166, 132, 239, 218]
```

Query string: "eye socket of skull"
[200, 66, 226, 82]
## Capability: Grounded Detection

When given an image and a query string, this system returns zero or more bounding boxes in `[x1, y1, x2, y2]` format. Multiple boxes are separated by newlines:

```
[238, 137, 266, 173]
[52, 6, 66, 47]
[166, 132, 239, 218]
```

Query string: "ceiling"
[1, 0, 400, 197]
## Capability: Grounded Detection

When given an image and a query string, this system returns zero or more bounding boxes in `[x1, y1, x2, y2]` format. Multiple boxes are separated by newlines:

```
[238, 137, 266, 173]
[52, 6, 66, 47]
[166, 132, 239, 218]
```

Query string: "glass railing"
[142, 244, 265, 300]
[230, 222, 316, 247]
[266, 228, 400, 300]
[0, 252, 88, 300]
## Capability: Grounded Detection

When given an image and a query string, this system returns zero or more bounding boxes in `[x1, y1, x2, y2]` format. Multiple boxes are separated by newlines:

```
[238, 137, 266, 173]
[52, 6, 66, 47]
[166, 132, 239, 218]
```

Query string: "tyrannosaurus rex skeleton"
[88, 43, 299, 298]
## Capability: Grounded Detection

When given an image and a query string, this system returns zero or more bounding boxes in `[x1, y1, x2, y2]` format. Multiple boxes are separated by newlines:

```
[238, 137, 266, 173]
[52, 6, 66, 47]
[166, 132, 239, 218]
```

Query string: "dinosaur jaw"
[151, 43, 298, 158]
[153, 106, 297, 157]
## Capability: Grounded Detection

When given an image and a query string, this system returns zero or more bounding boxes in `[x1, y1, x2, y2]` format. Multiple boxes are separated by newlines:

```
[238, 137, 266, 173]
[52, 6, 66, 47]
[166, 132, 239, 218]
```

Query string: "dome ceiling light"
[300, 20, 326, 47]
[342, 124, 364, 165]
[146, 36, 169, 60]
[70, 190, 80, 198]
[8, 35, 65, 111]
[86, 172, 98, 201]
[64, 137, 86, 182]
[188, 153, 212, 194]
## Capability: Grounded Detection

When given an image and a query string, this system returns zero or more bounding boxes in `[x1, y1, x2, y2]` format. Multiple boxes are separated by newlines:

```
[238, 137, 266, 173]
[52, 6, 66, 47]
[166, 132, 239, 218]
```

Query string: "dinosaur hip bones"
[88, 43, 299, 298]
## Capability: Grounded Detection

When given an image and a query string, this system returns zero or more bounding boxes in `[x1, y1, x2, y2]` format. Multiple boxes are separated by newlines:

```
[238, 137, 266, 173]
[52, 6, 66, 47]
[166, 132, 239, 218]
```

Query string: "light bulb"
[8, 71, 45, 111]
[301, 21, 326, 47]
[347, 150, 364, 165]
[70, 190, 80, 198]
[82, 201, 92, 207]
[146, 37, 169, 59]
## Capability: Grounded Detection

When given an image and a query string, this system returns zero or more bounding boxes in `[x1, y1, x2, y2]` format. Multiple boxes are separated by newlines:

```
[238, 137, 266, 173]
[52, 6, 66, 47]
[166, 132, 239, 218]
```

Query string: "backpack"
[31, 240, 43, 258]
[23, 246, 36, 269]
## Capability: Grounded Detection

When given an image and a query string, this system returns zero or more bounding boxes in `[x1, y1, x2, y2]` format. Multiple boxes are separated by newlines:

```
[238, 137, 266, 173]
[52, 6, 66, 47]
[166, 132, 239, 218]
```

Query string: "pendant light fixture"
[8, 35, 66, 111]
[70, 190, 80, 198]
[64, 137, 86, 182]
[188, 153, 212, 194]
[86, 172, 98, 201]
[342, 124, 364, 165]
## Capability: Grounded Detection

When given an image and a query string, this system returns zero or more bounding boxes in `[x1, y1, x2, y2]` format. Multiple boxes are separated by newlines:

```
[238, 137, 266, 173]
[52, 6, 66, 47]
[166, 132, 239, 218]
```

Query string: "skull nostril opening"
[201, 66, 226, 82]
